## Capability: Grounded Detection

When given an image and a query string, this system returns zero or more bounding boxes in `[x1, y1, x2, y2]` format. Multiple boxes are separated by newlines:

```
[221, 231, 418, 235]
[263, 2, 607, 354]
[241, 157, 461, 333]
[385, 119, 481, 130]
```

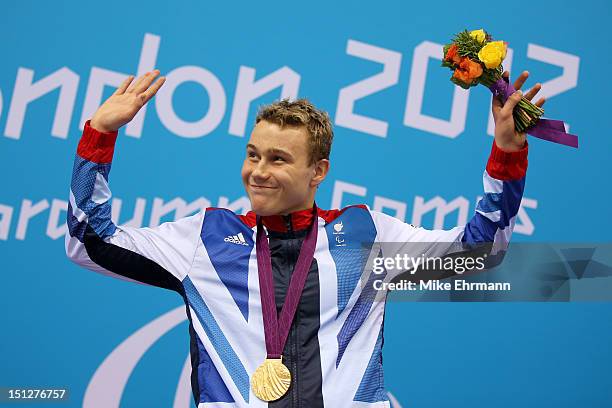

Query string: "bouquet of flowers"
[442, 29, 578, 148]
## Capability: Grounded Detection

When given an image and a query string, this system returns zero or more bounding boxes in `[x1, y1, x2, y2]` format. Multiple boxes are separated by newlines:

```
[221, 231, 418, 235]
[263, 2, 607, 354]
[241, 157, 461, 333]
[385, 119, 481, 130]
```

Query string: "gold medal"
[251, 357, 291, 401]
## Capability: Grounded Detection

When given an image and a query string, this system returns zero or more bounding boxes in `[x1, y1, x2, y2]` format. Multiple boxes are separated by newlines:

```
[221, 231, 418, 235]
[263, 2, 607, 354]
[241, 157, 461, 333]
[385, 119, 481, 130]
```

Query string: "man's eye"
[248, 151, 257, 158]
[274, 156, 285, 162]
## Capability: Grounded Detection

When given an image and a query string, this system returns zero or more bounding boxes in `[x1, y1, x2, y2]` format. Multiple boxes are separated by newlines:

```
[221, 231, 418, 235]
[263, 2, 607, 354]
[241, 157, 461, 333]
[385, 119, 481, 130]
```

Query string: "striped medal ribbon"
[251, 204, 318, 401]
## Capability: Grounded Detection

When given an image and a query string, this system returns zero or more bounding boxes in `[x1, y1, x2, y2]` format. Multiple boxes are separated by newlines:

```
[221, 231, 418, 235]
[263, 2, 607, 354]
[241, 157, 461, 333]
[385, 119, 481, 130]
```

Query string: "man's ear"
[311, 159, 330, 187]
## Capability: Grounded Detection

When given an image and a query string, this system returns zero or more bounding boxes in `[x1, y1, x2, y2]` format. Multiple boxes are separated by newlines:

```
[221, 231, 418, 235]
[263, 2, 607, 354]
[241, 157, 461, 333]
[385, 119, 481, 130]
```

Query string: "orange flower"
[445, 44, 461, 65]
[453, 57, 483, 85]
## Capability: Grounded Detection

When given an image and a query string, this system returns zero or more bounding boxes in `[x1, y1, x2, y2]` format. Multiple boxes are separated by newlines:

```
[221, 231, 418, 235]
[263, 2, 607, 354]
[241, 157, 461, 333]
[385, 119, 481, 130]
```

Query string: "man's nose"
[251, 159, 270, 181]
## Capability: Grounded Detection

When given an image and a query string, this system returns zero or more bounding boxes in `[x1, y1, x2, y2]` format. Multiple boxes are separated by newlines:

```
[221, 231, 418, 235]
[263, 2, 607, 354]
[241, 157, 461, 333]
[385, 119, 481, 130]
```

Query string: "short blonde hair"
[255, 98, 333, 165]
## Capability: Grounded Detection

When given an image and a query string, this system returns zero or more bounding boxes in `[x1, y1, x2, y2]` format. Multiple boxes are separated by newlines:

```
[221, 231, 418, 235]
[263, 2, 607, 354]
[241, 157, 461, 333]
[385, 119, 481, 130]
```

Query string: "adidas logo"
[224, 232, 249, 246]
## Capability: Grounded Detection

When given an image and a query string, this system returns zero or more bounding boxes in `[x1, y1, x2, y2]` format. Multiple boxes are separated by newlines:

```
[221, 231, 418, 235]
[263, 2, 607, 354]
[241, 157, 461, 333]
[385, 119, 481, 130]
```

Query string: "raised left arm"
[371, 71, 546, 278]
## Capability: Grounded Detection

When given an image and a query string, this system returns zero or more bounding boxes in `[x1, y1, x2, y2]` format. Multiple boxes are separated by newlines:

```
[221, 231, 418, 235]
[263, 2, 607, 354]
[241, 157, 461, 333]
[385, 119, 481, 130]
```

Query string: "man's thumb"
[503, 90, 523, 114]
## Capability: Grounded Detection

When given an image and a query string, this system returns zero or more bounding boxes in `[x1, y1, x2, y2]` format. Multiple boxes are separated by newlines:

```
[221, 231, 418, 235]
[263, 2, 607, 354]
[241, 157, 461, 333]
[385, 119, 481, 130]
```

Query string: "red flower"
[445, 44, 461, 65]
[453, 57, 483, 85]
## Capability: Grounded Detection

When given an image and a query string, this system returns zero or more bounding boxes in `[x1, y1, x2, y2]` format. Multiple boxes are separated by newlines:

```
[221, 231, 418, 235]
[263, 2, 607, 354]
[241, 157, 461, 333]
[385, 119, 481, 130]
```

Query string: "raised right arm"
[64, 71, 202, 292]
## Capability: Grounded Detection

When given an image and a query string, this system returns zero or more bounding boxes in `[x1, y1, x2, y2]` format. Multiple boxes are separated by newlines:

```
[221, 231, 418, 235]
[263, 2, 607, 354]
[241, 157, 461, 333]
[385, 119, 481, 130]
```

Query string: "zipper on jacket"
[290, 237, 300, 408]
[292, 305, 299, 408]
[283, 214, 293, 234]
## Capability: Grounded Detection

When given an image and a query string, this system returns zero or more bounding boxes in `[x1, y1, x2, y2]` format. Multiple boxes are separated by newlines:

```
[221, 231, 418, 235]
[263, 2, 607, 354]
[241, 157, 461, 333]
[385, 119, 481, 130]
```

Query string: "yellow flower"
[470, 29, 486, 43]
[478, 41, 508, 69]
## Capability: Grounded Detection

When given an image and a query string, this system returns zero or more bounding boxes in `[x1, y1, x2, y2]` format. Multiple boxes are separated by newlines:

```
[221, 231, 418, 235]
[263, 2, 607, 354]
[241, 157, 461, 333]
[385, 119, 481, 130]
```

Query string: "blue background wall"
[1, 0, 611, 406]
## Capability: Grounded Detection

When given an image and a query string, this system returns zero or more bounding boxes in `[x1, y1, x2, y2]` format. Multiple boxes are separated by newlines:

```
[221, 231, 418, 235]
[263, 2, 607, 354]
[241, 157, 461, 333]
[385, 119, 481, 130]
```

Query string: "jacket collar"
[260, 205, 317, 233]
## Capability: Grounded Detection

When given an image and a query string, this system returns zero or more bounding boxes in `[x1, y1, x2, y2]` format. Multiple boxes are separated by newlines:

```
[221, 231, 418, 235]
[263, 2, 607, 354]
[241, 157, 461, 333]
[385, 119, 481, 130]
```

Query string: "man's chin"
[249, 200, 278, 216]
[250, 200, 299, 216]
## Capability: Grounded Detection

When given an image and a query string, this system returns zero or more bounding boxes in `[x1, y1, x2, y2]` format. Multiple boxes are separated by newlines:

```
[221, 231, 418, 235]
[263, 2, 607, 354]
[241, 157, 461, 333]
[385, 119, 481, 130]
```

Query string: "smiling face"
[241, 120, 329, 216]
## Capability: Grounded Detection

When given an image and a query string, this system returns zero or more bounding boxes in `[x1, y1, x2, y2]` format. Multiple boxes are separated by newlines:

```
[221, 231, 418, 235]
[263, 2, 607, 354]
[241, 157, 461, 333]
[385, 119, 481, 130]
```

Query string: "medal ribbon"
[256, 204, 318, 359]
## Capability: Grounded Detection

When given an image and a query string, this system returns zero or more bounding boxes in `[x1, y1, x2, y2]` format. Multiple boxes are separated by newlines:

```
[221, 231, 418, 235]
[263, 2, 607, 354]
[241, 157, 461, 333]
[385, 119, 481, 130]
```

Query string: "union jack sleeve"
[64, 121, 202, 290]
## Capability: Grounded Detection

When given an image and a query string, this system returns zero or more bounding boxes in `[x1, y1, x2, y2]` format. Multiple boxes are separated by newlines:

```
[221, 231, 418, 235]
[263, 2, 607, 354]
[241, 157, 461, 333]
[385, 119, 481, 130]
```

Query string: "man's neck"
[261, 203, 316, 232]
[277, 201, 315, 216]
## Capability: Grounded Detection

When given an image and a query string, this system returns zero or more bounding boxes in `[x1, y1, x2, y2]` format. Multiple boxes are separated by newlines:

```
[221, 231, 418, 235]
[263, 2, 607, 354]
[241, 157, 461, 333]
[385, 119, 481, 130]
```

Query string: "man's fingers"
[139, 76, 166, 104]
[132, 69, 160, 94]
[513, 71, 529, 91]
[114, 75, 134, 95]
[126, 70, 159, 94]
[524, 83, 541, 101]
[126, 72, 147, 93]
[535, 97, 546, 108]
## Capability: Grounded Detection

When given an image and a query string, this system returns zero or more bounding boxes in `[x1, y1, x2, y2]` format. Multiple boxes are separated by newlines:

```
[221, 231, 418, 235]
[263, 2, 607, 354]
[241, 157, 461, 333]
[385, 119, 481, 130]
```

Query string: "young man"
[65, 69, 544, 407]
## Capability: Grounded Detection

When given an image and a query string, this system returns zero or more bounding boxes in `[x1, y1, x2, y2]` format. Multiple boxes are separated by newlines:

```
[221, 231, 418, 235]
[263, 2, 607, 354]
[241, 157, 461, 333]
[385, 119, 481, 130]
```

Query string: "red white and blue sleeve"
[371, 140, 528, 274]
[64, 121, 203, 291]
